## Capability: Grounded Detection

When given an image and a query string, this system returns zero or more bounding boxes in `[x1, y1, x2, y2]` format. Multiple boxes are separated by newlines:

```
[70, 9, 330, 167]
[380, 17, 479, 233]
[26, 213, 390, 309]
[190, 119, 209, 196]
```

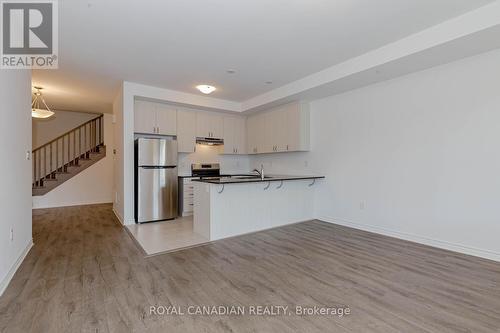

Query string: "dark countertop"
[192, 175, 325, 184]
[178, 174, 250, 178]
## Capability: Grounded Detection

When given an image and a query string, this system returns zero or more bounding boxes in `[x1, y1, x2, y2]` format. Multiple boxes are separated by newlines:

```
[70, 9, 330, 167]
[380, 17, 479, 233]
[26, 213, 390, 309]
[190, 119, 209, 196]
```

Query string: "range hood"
[196, 137, 224, 146]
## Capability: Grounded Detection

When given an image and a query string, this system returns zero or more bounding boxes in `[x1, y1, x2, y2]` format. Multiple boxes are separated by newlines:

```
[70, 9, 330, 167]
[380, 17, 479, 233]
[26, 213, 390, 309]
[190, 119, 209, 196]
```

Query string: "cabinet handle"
[286, 144, 289, 151]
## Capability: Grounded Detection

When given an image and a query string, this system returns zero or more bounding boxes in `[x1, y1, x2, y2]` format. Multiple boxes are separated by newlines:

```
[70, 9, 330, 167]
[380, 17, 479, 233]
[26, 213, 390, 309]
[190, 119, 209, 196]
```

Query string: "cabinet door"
[246, 115, 258, 154]
[156, 104, 177, 135]
[196, 113, 210, 138]
[234, 117, 247, 154]
[223, 116, 236, 154]
[210, 114, 224, 139]
[264, 110, 280, 153]
[275, 107, 288, 152]
[222, 116, 246, 154]
[177, 110, 196, 153]
[134, 100, 157, 134]
[286, 102, 309, 151]
[255, 113, 267, 153]
[196, 112, 224, 138]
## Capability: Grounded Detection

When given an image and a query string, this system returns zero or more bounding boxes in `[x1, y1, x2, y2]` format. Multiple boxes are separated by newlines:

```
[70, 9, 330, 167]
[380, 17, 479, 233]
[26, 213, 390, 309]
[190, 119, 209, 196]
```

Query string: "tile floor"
[126, 215, 209, 255]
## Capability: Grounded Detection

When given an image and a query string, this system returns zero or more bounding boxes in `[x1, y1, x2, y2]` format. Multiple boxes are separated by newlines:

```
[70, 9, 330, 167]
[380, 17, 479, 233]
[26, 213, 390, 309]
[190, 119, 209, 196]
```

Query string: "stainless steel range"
[191, 163, 221, 178]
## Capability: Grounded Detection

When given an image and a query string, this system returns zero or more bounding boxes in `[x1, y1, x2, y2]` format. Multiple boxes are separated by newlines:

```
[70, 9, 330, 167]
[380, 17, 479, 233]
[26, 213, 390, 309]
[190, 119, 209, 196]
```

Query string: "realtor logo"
[1, 0, 58, 68]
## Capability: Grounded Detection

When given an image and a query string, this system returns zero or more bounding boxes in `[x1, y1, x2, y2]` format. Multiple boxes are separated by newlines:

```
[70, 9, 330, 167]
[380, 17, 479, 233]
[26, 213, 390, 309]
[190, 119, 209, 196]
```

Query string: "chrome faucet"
[253, 164, 265, 180]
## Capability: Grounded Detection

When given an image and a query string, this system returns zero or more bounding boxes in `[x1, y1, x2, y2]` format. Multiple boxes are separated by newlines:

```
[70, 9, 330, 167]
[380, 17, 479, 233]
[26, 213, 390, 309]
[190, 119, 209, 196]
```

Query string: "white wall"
[252, 48, 500, 261]
[112, 87, 125, 223]
[32, 114, 115, 209]
[0, 70, 33, 296]
[32, 110, 97, 149]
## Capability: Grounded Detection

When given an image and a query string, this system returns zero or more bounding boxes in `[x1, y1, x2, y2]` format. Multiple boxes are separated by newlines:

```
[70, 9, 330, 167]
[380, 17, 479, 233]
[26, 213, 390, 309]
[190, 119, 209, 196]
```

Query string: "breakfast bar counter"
[193, 175, 324, 241]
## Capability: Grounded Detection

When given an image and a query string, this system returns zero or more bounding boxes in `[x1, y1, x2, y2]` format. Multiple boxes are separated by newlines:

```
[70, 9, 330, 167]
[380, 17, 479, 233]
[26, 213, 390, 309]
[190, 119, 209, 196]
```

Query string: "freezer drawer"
[137, 167, 178, 222]
[137, 138, 177, 166]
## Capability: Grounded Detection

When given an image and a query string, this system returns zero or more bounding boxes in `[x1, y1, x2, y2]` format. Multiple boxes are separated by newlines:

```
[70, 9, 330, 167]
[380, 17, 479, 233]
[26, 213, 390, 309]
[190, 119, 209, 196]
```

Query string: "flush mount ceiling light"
[31, 86, 55, 119]
[196, 85, 216, 94]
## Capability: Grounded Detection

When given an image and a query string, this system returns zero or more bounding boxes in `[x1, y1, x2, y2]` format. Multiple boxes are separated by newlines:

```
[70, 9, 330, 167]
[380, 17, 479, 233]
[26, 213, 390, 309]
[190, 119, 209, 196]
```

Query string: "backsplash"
[178, 144, 251, 176]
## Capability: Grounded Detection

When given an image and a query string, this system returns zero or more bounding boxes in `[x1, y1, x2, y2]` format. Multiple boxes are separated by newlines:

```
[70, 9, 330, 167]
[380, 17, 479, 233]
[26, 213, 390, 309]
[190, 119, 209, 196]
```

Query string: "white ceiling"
[33, 0, 496, 113]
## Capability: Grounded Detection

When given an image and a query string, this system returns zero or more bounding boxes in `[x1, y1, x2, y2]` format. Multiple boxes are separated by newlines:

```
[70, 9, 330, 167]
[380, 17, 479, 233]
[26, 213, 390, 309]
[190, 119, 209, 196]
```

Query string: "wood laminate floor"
[1, 204, 500, 332]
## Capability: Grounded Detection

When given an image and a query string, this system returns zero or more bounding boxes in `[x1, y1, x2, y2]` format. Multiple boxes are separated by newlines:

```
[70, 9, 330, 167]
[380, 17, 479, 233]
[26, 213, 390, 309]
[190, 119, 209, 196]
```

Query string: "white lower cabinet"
[180, 177, 196, 216]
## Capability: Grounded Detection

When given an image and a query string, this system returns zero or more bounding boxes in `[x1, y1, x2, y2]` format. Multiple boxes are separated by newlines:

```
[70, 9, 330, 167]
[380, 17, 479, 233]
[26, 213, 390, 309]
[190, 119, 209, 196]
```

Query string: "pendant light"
[32, 86, 54, 119]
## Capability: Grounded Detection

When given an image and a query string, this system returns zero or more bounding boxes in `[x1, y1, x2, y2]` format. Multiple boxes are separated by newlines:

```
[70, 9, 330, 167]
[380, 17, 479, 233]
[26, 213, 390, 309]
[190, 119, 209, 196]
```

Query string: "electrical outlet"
[304, 160, 309, 167]
[10, 228, 13, 241]
[26, 150, 31, 160]
[359, 201, 366, 210]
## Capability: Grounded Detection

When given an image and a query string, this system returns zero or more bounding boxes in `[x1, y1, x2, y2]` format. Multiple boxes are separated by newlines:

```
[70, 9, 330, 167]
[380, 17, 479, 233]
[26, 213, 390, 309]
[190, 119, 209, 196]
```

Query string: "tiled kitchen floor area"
[126, 216, 209, 256]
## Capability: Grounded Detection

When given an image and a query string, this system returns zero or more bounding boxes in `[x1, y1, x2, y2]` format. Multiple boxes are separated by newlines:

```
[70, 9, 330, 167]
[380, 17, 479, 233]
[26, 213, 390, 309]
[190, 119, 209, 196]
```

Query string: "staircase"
[32, 114, 106, 196]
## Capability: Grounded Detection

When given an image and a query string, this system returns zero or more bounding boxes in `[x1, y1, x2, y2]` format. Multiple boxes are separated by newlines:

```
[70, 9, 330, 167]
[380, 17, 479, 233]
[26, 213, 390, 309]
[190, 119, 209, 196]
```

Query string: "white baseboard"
[318, 216, 500, 263]
[32, 199, 113, 210]
[112, 207, 124, 225]
[0, 239, 34, 297]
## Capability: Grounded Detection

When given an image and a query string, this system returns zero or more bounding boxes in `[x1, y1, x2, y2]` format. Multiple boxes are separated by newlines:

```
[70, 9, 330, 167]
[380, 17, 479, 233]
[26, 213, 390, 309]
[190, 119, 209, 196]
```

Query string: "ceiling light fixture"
[265, 81, 273, 85]
[31, 86, 55, 119]
[196, 85, 216, 94]
[226, 69, 236, 74]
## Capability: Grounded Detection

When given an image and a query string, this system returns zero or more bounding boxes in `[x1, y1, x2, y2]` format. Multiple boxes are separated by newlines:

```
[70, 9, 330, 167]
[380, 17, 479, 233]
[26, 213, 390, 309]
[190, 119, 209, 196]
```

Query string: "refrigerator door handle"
[141, 166, 177, 169]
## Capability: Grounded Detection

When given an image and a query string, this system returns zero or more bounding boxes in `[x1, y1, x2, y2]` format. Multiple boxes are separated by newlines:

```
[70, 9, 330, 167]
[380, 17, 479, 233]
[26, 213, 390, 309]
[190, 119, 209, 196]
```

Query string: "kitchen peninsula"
[193, 175, 324, 241]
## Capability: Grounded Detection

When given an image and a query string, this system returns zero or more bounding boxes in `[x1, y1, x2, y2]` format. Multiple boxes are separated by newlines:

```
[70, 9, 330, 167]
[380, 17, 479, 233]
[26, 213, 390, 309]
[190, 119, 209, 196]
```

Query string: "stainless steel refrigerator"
[135, 138, 178, 223]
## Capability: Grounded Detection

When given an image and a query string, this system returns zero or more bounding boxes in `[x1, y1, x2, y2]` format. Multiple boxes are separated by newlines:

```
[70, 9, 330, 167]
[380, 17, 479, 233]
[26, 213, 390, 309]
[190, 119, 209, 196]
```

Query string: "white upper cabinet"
[177, 110, 196, 153]
[223, 116, 246, 154]
[134, 100, 157, 134]
[196, 112, 223, 139]
[247, 112, 267, 154]
[247, 101, 310, 154]
[155, 103, 177, 135]
[134, 100, 177, 136]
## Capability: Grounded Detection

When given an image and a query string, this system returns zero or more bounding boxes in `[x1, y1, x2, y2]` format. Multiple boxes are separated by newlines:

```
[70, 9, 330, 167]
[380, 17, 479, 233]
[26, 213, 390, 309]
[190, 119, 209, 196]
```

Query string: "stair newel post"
[49, 143, 54, 178]
[67, 134, 70, 167]
[33, 150, 36, 187]
[92, 119, 96, 151]
[79, 127, 81, 158]
[99, 116, 103, 146]
[37, 147, 41, 186]
[91, 120, 94, 152]
[97, 117, 102, 146]
[43, 146, 46, 181]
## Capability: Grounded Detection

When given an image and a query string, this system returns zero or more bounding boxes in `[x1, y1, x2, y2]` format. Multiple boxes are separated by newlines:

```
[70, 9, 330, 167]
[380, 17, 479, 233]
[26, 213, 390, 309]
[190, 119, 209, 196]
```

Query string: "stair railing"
[32, 114, 104, 188]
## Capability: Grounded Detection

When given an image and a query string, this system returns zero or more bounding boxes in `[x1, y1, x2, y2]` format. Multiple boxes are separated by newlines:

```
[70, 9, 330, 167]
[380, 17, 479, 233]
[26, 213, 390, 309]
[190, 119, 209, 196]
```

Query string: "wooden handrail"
[33, 114, 103, 153]
[32, 114, 105, 187]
